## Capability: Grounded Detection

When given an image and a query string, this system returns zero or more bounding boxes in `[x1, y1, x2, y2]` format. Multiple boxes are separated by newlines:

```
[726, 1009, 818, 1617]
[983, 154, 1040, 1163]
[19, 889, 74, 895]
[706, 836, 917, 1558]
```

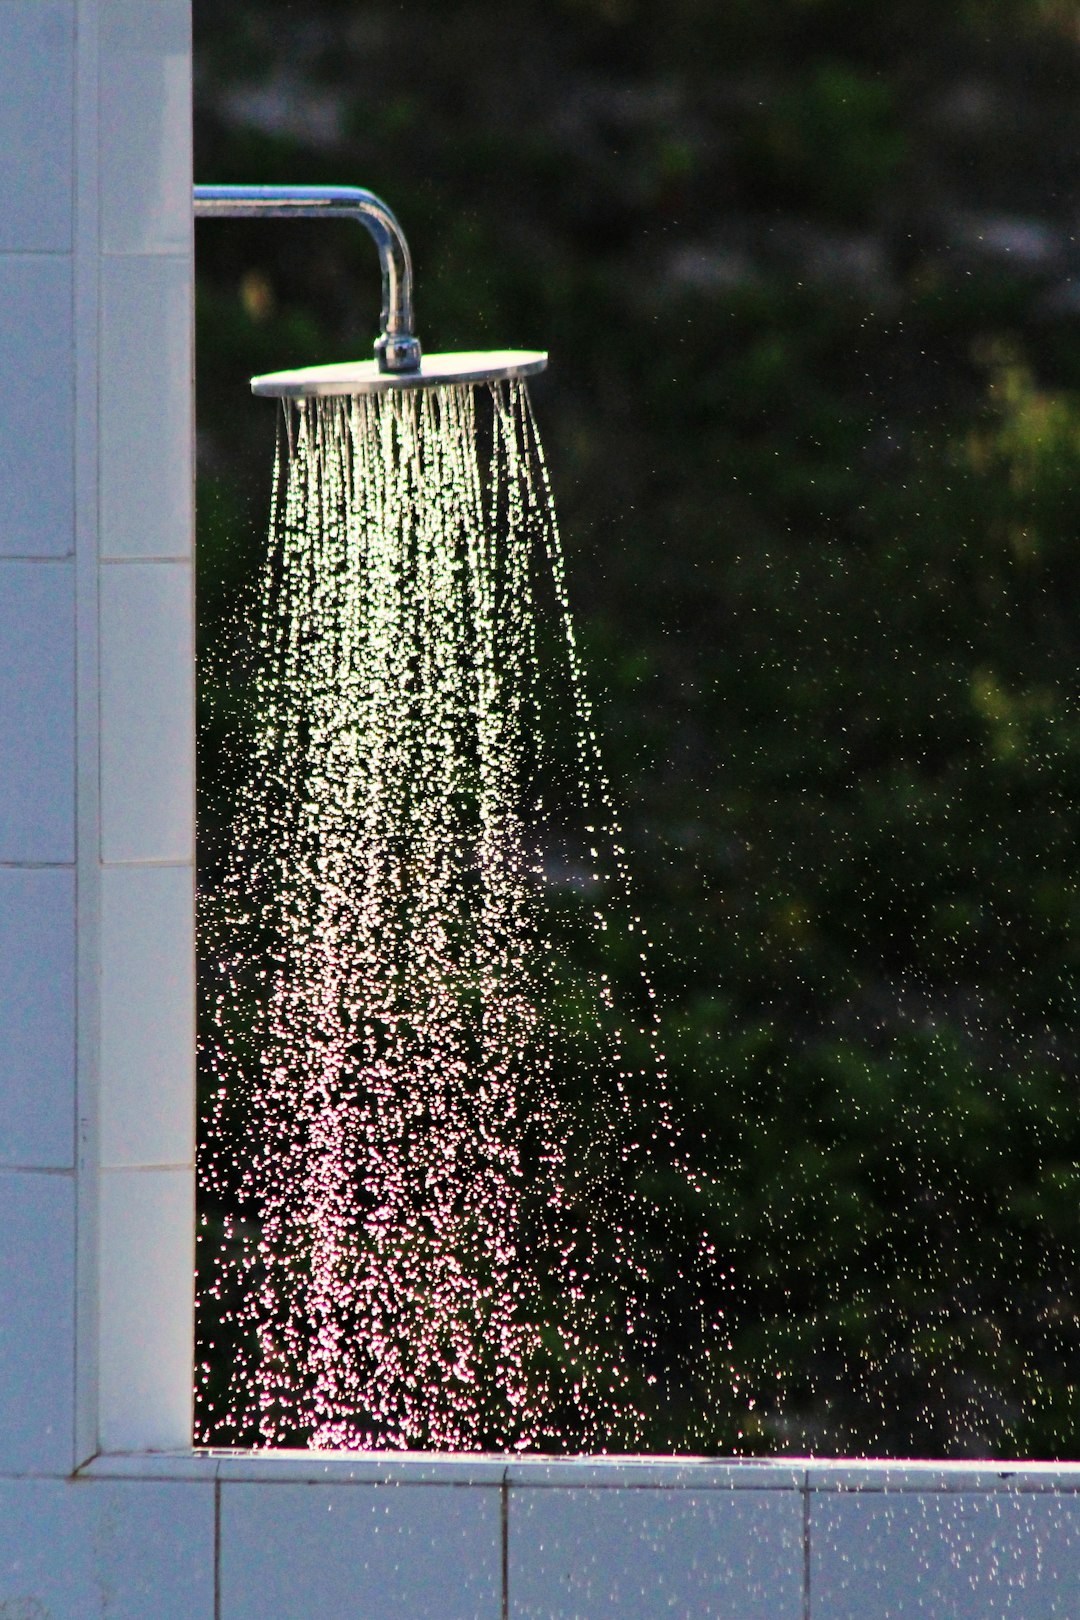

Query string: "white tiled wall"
[100, 256, 192, 559]
[0, 867, 75, 1168]
[0, 1477, 214, 1619]
[100, 561, 194, 862]
[0, 1173, 76, 1475]
[0, 562, 76, 860]
[1, 1460, 1080, 1618]
[220, 1483, 504, 1620]
[0, 3, 75, 254]
[509, 1484, 804, 1620]
[100, 0, 193, 258]
[99, 1167, 193, 1449]
[0, 0, 82, 1491]
[101, 864, 194, 1167]
[0, 0, 195, 1472]
[810, 1487, 1080, 1619]
[0, 258, 75, 556]
[93, 0, 196, 1459]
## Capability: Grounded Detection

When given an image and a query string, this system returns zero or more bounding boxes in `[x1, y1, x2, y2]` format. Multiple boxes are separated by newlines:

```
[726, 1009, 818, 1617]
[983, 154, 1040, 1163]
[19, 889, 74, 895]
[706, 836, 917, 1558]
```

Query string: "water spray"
[195, 182, 718, 1453]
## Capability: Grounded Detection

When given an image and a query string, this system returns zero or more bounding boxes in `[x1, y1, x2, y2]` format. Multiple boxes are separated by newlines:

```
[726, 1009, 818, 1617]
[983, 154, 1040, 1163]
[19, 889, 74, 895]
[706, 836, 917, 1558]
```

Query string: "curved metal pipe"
[193, 184, 421, 374]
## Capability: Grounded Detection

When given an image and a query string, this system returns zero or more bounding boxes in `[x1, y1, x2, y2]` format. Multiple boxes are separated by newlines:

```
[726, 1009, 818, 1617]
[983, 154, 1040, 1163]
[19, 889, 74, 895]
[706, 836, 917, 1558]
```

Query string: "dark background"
[194, 0, 1080, 1457]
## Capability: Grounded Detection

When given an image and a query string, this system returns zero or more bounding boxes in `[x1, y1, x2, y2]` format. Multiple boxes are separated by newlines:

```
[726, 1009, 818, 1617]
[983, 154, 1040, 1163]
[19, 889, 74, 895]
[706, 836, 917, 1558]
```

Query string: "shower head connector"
[193, 185, 548, 397]
[194, 184, 422, 375]
[250, 350, 548, 398]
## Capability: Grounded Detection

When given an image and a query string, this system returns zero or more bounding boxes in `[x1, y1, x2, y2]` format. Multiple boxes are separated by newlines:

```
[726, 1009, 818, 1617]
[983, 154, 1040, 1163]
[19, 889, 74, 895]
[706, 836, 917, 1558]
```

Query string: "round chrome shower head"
[251, 350, 548, 399]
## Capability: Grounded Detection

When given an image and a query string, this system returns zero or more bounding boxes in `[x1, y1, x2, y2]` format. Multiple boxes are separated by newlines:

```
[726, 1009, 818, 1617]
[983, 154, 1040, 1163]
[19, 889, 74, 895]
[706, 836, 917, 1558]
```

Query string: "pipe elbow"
[193, 184, 422, 375]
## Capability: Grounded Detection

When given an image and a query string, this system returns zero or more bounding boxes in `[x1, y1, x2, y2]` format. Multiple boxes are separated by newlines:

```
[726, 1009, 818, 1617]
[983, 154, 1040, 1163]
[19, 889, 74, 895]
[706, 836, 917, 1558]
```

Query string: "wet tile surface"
[509, 1484, 804, 1619]
[99, 1167, 193, 1451]
[0, 867, 75, 1168]
[0, 1478, 213, 1618]
[220, 1482, 502, 1620]
[0, 1172, 74, 1474]
[100, 256, 193, 560]
[100, 561, 193, 862]
[0, 257, 74, 558]
[811, 1489, 1080, 1619]
[0, 561, 75, 861]
[0, 3, 75, 253]
[101, 863, 194, 1167]
[100, 0, 192, 256]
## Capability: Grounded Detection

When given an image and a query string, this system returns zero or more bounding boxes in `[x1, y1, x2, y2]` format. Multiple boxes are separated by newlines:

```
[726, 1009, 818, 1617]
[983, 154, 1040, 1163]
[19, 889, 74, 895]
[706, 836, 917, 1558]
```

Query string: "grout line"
[0, 1165, 76, 1177]
[0, 860, 77, 870]
[87, 1469, 509, 1485]
[0, 248, 77, 260]
[497, 1483, 803, 1494]
[803, 1474, 811, 1620]
[0, 554, 76, 564]
[214, 1478, 222, 1620]
[99, 858, 194, 870]
[501, 1470, 510, 1620]
[100, 555, 192, 566]
[46, 1453, 1080, 1493]
[101, 248, 193, 262]
[99, 1163, 194, 1174]
[72, 0, 103, 1475]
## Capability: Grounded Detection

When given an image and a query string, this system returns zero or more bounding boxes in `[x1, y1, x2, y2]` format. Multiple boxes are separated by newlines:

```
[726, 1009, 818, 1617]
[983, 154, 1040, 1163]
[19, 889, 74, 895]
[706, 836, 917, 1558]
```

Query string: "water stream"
[197, 380, 720, 1451]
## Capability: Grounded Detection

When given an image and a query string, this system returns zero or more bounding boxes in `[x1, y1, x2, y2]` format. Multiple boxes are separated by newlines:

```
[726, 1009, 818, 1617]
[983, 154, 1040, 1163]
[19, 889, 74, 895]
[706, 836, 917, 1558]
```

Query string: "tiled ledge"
[7, 1450, 1078, 1620]
[73, 1450, 1080, 1491]
[805, 1460, 1080, 1492]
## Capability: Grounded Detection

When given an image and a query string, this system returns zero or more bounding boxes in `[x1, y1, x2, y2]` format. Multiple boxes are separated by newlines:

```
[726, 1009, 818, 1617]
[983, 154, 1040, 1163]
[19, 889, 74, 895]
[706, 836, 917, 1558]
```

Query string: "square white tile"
[0, 257, 74, 556]
[0, 1478, 214, 1619]
[100, 0, 192, 256]
[0, 1171, 75, 1474]
[0, 2, 75, 252]
[811, 1490, 1080, 1619]
[509, 1485, 804, 1620]
[101, 863, 194, 1168]
[100, 256, 193, 559]
[0, 561, 75, 861]
[220, 1482, 503, 1620]
[99, 1166, 193, 1451]
[100, 561, 194, 862]
[0, 867, 75, 1168]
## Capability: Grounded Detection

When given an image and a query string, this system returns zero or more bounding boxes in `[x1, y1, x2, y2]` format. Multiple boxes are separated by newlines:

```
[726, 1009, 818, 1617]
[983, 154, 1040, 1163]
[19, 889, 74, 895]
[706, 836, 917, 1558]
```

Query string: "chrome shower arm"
[193, 184, 422, 374]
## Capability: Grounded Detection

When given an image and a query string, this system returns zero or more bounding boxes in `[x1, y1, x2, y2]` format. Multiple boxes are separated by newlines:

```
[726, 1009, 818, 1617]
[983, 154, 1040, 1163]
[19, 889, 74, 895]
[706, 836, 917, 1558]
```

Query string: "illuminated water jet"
[196, 380, 722, 1451]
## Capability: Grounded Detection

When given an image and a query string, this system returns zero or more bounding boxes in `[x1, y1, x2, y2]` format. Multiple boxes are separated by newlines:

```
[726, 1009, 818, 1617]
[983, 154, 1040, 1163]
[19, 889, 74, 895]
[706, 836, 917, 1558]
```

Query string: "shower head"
[250, 350, 548, 398]
[193, 184, 548, 394]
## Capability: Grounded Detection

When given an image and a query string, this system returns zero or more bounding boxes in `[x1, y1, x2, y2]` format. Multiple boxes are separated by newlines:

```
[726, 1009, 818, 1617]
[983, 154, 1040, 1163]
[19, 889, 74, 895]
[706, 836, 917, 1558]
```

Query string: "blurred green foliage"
[195, 0, 1080, 1455]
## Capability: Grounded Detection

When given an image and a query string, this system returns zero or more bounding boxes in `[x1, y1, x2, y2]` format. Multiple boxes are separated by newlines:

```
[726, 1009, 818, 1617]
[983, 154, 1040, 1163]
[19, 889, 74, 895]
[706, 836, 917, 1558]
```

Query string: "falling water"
[197, 380, 722, 1451]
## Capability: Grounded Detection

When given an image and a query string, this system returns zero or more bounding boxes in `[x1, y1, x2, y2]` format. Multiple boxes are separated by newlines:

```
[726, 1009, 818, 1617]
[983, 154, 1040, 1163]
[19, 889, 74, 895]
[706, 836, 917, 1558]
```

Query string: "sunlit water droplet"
[197, 381, 724, 1451]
